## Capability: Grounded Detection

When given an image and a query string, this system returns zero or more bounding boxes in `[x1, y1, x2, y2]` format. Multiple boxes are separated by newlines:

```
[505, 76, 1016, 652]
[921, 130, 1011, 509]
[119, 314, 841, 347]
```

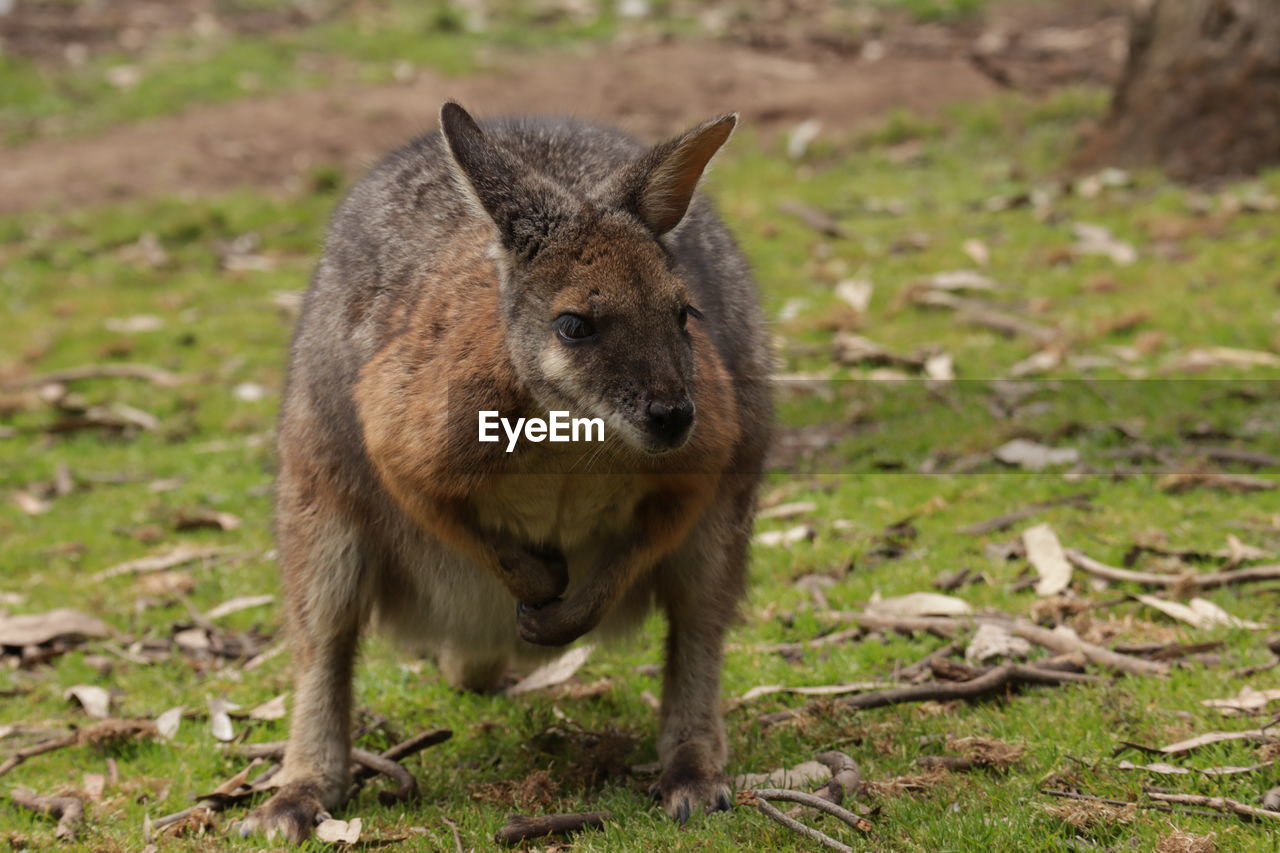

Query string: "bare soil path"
[0, 40, 999, 214]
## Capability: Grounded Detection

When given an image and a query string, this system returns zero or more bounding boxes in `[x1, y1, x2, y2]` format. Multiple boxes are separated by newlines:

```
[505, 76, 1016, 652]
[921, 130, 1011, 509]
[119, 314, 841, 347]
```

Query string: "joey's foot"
[499, 545, 568, 605]
[649, 748, 733, 824]
[516, 597, 592, 647]
[232, 782, 333, 843]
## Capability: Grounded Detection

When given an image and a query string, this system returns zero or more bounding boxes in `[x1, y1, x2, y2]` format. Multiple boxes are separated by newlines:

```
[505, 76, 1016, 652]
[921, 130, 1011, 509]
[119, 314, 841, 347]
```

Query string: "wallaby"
[238, 101, 772, 841]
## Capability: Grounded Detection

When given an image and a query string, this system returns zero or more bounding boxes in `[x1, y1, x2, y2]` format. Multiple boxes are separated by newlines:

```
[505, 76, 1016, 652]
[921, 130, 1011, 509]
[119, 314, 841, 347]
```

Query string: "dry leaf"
[834, 278, 873, 313]
[865, 592, 972, 618]
[82, 773, 106, 800]
[65, 685, 111, 719]
[155, 706, 183, 740]
[786, 119, 822, 160]
[738, 681, 895, 703]
[1158, 730, 1275, 755]
[174, 508, 242, 532]
[925, 270, 1001, 292]
[756, 501, 817, 521]
[1073, 222, 1137, 265]
[1023, 523, 1073, 596]
[506, 644, 596, 696]
[965, 622, 1032, 665]
[248, 694, 288, 721]
[0, 608, 110, 646]
[753, 525, 815, 548]
[11, 490, 52, 515]
[208, 697, 239, 742]
[924, 352, 955, 381]
[995, 439, 1080, 470]
[1135, 594, 1266, 630]
[174, 627, 211, 652]
[1167, 347, 1280, 371]
[962, 240, 990, 267]
[103, 315, 163, 333]
[1159, 472, 1276, 494]
[1201, 686, 1280, 715]
[315, 817, 362, 844]
[1118, 758, 1273, 777]
[204, 594, 273, 620]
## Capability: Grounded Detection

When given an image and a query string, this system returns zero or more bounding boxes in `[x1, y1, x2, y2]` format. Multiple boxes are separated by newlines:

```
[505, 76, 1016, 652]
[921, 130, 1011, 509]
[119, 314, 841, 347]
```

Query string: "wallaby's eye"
[554, 313, 596, 342]
[680, 305, 703, 330]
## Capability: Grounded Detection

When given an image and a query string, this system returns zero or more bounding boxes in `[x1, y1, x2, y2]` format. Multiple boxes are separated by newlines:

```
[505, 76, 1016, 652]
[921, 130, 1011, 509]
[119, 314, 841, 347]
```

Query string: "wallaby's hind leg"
[236, 494, 368, 842]
[650, 508, 748, 822]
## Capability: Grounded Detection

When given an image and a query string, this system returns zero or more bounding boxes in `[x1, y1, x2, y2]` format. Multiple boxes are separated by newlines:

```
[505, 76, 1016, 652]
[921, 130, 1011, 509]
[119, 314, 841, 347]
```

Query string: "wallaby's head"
[439, 101, 736, 455]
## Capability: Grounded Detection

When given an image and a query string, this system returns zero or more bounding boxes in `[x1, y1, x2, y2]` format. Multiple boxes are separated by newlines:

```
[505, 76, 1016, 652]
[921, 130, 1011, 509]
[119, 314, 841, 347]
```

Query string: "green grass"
[2, 87, 1279, 851]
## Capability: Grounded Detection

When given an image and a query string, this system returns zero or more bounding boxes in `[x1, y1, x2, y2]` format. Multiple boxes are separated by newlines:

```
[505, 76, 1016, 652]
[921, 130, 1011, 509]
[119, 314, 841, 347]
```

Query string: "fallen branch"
[352, 749, 416, 804]
[759, 663, 1100, 726]
[1145, 791, 1280, 822]
[1067, 549, 1280, 592]
[493, 811, 610, 845]
[812, 751, 861, 806]
[837, 611, 1163, 676]
[956, 493, 1092, 536]
[91, 545, 234, 582]
[745, 788, 871, 853]
[895, 641, 965, 682]
[1040, 789, 1226, 820]
[1, 719, 154, 778]
[11, 788, 85, 840]
[7, 363, 184, 389]
[0, 733, 78, 778]
[1006, 620, 1168, 677]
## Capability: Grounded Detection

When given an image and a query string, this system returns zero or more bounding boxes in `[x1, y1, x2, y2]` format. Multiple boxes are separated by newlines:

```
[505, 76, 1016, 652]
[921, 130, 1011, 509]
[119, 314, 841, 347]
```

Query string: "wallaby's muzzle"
[644, 396, 695, 451]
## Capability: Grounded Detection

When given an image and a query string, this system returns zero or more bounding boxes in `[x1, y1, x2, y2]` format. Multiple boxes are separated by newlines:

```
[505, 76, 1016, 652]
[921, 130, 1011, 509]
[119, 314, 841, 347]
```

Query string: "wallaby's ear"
[620, 113, 737, 237]
[440, 101, 521, 231]
[440, 101, 569, 261]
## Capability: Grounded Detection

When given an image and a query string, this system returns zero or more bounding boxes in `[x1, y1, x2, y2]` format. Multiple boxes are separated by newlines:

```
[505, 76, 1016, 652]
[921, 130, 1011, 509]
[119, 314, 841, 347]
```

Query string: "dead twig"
[7, 363, 184, 389]
[956, 493, 1092, 535]
[351, 749, 415, 804]
[1067, 549, 1280, 591]
[10, 788, 85, 840]
[493, 811, 610, 845]
[1040, 789, 1226, 820]
[0, 733, 78, 777]
[442, 816, 465, 853]
[759, 663, 1100, 726]
[746, 788, 871, 853]
[895, 641, 964, 682]
[1145, 791, 1280, 822]
[812, 751, 861, 806]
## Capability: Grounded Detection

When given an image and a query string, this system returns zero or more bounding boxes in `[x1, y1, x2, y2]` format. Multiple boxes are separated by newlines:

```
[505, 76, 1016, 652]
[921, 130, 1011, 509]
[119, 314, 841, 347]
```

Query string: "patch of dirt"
[0, 0, 325, 64]
[0, 0, 1127, 214]
[0, 39, 999, 214]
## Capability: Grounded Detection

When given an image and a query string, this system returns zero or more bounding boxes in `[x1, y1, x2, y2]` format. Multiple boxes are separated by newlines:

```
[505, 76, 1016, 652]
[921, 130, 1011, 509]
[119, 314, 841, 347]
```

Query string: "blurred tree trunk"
[1075, 0, 1280, 180]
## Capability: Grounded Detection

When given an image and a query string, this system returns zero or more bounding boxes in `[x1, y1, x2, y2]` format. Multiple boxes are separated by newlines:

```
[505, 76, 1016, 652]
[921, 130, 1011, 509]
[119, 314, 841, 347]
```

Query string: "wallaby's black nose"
[646, 398, 695, 444]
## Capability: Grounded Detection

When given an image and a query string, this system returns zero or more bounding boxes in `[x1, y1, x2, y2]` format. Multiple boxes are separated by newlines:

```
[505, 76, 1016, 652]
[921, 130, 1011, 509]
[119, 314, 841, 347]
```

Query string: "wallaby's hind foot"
[649, 742, 733, 823]
[233, 780, 339, 842]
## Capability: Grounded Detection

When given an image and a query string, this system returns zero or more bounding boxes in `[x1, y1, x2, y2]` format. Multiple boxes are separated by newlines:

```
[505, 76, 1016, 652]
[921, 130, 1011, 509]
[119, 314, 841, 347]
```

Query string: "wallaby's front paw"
[232, 783, 332, 843]
[650, 747, 733, 824]
[516, 597, 591, 647]
[499, 545, 568, 605]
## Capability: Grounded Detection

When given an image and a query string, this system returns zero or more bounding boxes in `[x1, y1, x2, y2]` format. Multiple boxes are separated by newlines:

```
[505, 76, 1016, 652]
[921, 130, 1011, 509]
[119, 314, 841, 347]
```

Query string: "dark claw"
[674, 799, 691, 825]
[715, 790, 733, 812]
[648, 783, 662, 802]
